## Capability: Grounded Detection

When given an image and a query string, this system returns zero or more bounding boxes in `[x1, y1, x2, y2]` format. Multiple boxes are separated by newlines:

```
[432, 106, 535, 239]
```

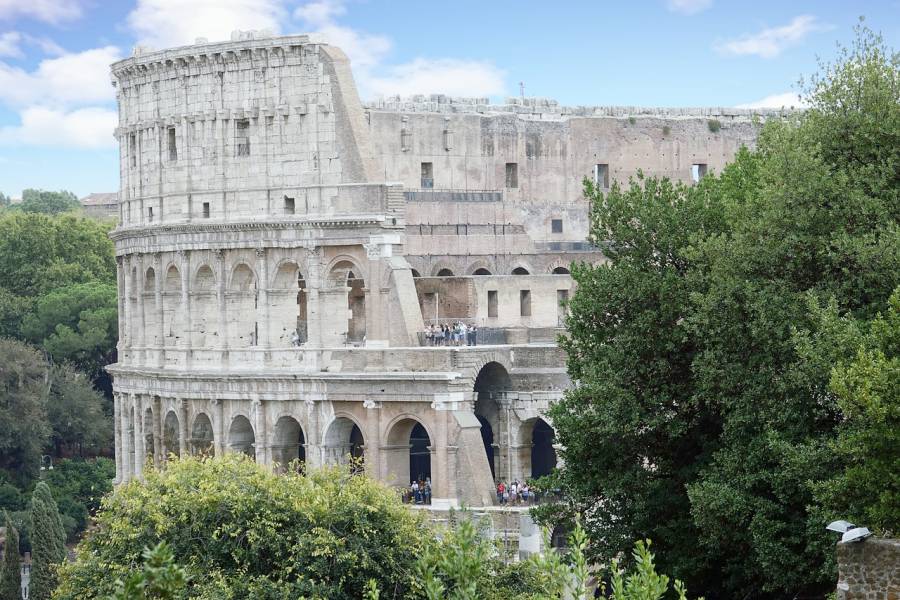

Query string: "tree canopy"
[542, 25, 899, 599]
[19, 190, 81, 215]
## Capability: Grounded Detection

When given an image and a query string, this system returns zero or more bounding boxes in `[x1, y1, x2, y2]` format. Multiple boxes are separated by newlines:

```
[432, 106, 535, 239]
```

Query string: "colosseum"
[108, 31, 772, 509]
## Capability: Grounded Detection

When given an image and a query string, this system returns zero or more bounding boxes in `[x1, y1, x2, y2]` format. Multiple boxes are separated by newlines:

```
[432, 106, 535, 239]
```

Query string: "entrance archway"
[190, 413, 214, 456]
[228, 415, 255, 459]
[385, 418, 431, 487]
[163, 411, 180, 457]
[143, 407, 155, 465]
[322, 417, 364, 467]
[273, 416, 305, 471]
[522, 418, 556, 479]
[328, 260, 366, 344]
[474, 362, 511, 480]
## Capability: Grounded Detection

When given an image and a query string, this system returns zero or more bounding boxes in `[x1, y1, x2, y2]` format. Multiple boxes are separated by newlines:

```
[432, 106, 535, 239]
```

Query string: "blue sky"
[0, 0, 896, 197]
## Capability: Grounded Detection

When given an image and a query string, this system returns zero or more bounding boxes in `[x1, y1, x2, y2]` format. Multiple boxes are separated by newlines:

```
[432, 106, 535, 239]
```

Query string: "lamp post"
[39, 454, 53, 476]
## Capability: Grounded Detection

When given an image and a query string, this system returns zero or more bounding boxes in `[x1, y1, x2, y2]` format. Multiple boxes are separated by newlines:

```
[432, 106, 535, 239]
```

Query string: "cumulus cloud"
[367, 58, 506, 98]
[716, 15, 832, 59]
[735, 91, 807, 109]
[0, 46, 121, 107]
[0, 106, 117, 148]
[127, 0, 286, 49]
[666, 0, 712, 15]
[0, 31, 21, 57]
[0, 0, 83, 24]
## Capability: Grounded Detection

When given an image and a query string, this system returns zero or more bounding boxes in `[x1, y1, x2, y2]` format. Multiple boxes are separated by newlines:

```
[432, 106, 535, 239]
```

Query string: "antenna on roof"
[519, 81, 525, 100]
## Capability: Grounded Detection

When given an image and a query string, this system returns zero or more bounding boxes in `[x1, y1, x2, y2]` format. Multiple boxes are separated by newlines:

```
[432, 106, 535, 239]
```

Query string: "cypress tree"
[29, 484, 66, 600]
[1, 511, 21, 600]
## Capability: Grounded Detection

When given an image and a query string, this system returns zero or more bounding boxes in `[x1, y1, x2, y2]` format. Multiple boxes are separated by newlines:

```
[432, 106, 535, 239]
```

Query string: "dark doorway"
[531, 418, 556, 478]
[409, 423, 431, 482]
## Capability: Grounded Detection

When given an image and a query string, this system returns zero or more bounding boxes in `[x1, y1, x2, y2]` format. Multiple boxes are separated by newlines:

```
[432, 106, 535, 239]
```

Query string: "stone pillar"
[304, 394, 322, 469]
[120, 394, 133, 483]
[363, 398, 382, 480]
[255, 248, 270, 348]
[252, 398, 268, 464]
[132, 394, 144, 478]
[213, 399, 225, 456]
[319, 287, 351, 347]
[113, 392, 123, 483]
[154, 253, 164, 366]
[214, 249, 228, 350]
[153, 395, 163, 466]
[178, 398, 189, 456]
[121, 256, 131, 352]
[134, 255, 145, 351]
[178, 251, 192, 356]
[304, 247, 323, 347]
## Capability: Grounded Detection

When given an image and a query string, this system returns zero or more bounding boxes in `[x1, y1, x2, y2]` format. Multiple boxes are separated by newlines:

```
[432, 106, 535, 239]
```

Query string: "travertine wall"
[836, 538, 900, 599]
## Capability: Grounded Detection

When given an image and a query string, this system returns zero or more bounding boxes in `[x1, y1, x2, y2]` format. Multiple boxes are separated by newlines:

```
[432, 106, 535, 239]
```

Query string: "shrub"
[706, 119, 721, 133]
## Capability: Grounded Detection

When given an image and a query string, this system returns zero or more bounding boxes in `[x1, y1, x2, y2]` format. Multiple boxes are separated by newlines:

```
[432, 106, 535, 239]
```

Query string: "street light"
[826, 520, 872, 544]
[39, 455, 53, 471]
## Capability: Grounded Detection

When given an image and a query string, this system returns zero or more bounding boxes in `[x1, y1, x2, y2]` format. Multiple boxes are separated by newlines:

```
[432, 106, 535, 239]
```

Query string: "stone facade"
[108, 31, 772, 508]
[836, 538, 900, 599]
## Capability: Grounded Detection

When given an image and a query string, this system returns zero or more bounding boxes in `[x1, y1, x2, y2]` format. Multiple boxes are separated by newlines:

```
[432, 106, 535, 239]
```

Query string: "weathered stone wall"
[836, 538, 900, 599]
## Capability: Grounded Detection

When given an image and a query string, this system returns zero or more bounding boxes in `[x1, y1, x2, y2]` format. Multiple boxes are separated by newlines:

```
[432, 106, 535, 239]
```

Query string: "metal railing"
[404, 189, 502, 203]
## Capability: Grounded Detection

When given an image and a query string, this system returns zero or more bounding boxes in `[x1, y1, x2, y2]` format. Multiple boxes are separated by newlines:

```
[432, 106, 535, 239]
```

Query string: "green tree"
[0, 192, 9, 209]
[55, 455, 429, 599]
[1, 511, 21, 600]
[22, 283, 118, 379]
[0, 339, 51, 483]
[43, 458, 114, 539]
[109, 542, 188, 600]
[20, 190, 80, 215]
[544, 25, 898, 599]
[30, 483, 66, 600]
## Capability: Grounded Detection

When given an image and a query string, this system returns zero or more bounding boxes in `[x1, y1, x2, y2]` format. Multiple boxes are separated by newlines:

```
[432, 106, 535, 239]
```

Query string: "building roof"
[80, 192, 118, 206]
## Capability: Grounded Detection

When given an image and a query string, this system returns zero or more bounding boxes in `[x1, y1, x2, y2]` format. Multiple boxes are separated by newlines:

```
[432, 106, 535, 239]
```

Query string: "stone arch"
[322, 415, 364, 467]
[384, 416, 433, 488]
[229, 263, 256, 291]
[327, 259, 366, 344]
[272, 259, 301, 288]
[228, 263, 258, 346]
[410, 268, 421, 278]
[552, 266, 570, 275]
[193, 264, 215, 289]
[164, 264, 181, 291]
[272, 415, 306, 471]
[190, 413, 214, 456]
[270, 260, 308, 346]
[473, 268, 492, 275]
[435, 267, 454, 277]
[162, 264, 182, 346]
[163, 410, 180, 457]
[192, 265, 217, 346]
[325, 255, 367, 286]
[228, 415, 255, 459]
[474, 361, 512, 481]
[467, 259, 493, 276]
[520, 417, 557, 479]
[511, 266, 530, 275]
[144, 267, 156, 291]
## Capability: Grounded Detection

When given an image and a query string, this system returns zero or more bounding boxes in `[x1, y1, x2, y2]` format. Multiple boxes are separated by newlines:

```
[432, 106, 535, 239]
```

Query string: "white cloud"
[367, 58, 505, 99]
[0, 31, 21, 57]
[735, 91, 807, 109]
[0, 46, 121, 107]
[0, 106, 117, 148]
[294, 0, 346, 27]
[716, 15, 832, 59]
[666, 0, 712, 15]
[0, 0, 83, 24]
[127, 0, 286, 49]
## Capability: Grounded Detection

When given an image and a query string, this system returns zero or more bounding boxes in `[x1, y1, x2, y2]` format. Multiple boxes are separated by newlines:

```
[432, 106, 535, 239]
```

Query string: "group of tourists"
[496, 480, 534, 505]
[424, 322, 478, 346]
[403, 477, 432, 505]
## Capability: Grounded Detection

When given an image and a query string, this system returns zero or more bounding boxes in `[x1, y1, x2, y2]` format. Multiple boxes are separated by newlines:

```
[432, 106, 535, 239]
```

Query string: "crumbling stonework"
[107, 31, 773, 510]
[836, 538, 900, 599]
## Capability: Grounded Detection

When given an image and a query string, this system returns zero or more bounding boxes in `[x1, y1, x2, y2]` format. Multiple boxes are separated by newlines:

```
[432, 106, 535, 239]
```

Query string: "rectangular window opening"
[284, 196, 295, 215]
[557, 289, 569, 325]
[505, 162, 518, 188]
[593, 163, 609, 189]
[520, 290, 532, 317]
[236, 119, 250, 157]
[147, 206, 154, 222]
[488, 290, 498, 318]
[420, 162, 433, 189]
[551, 218, 563, 234]
[129, 133, 137, 168]
[167, 127, 177, 162]
[202, 202, 210, 218]
[691, 163, 708, 183]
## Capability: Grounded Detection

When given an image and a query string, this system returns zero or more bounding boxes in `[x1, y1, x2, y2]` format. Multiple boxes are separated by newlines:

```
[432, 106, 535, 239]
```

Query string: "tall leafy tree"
[19, 190, 80, 215]
[29, 483, 66, 600]
[544, 25, 899, 599]
[0, 511, 21, 600]
[0, 339, 51, 483]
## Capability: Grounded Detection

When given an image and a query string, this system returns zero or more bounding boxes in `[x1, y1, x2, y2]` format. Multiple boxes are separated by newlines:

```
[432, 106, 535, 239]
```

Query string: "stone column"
[154, 253, 164, 366]
[213, 399, 225, 456]
[153, 395, 163, 466]
[122, 256, 132, 352]
[120, 394, 133, 482]
[363, 398, 382, 480]
[304, 247, 323, 347]
[214, 250, 228, 351]
[115, 257, 125, 355]
[132, 394, 144, 478]
[113, 392, 123, 483]
[252, 398, 268, 464]
[134, 256, 145, 356]
[178, 398, 189, 456]
[255, 248, 270, 348]
[178, 251, 192, 356]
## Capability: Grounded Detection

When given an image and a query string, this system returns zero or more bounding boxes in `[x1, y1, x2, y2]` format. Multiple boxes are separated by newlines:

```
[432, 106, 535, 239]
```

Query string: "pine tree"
[1, 511, 22, 600]
[29, 484, 66, 600]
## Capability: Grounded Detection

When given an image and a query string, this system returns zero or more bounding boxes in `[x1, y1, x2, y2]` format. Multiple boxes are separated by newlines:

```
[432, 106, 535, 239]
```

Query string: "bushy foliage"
[544, 25, 898, 599]
[0, 511, 21, 600]
[109, 542, 188, 600]
[30, 483, 67, 600]
[0, 339, 51, 483]
[19, 190, 80, 216]
[55, 455, 429, 599]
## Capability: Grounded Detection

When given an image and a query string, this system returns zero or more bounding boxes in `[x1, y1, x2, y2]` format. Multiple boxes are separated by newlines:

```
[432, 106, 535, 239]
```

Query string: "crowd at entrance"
[424, 322, 478, 346]
[496, 480, 536, 505]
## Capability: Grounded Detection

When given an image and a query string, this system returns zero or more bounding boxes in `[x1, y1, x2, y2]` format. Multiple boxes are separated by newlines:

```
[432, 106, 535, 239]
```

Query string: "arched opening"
[385, 418, 431, 489]
[144, 267, 158, 346]
[163, 265, 181, 346]
[272, 261, 307, 346]
[229, 263, 257, 347]
[192, 265, 216, 347]
[512, 267, 530, 275]
[552, 266, 570, 275]
[473, 268, 492, 275]
[163, 411, 180, 457]
[474, 362, 512, 481]
[529, 418, 557, 479]
[144, 267, 156, 292]
[190, 413, 214, 456]
[436, 268, 454, 277]
[322, 417, 364, 467]
[410, 269, 421, 278]
[273, 416, 305, 471]
[228, 415, 255, 459]
[143, 407, 155, 465]
[328, 260, 366, 345]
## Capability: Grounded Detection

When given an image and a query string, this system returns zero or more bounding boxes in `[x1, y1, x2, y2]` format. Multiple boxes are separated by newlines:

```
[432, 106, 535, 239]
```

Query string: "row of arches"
[410, 266, 570, 277]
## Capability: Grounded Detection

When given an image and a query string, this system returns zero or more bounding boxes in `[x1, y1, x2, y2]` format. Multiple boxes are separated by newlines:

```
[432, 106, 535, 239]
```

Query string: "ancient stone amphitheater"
[108, 31, 771, 509]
